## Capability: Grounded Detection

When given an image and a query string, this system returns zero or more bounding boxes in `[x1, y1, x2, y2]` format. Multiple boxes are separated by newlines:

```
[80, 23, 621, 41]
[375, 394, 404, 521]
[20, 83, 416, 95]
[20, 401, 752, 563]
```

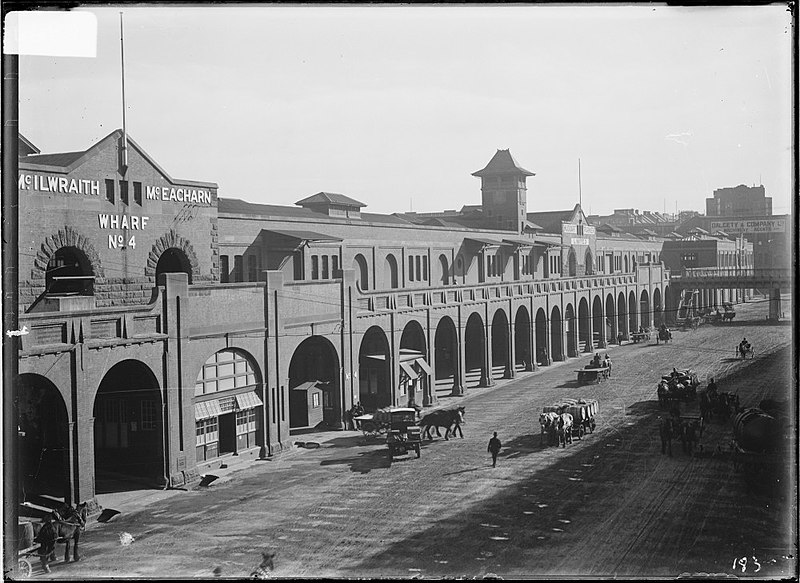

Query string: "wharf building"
[18, 131, 685, 509]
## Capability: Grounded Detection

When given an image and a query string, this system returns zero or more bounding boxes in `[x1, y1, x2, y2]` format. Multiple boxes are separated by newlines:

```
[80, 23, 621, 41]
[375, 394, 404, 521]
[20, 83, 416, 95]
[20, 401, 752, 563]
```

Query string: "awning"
[399, 348, 424, 362]
[261, 228, 342, 243]
[195, 399, 223, 420]
[236, 391, 264, 410]
[502, 237, 535, 247]
[363, 353, 387, 361]
[415, 358, 433, 376]
[399, 361, 419, 380]
[465, 236, 503, 247]
[291, 380, 321, 392]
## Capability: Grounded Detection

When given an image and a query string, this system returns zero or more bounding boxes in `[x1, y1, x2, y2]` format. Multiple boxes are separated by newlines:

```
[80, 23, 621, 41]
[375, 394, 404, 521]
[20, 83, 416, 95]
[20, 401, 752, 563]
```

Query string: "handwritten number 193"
[733, 556, 761, 573]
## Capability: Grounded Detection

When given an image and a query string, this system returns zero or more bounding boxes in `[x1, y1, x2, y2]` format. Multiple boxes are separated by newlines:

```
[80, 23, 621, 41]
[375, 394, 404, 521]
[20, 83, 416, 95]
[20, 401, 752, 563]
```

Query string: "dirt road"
[38, 298, 795, 579]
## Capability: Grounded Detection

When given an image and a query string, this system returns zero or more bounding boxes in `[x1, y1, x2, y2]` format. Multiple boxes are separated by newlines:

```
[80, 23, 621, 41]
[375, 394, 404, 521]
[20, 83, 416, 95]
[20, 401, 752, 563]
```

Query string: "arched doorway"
[514, 306, 532, 372]
[156, 247, 193, 285]
[19, 374, 71, 503]
[584, 249, 594, 275]
[592, 295, 605, 348]
[617, 292, 628, 341]
[640, 289, 651, 329]
[384, 254, 399, 289]
[438, 254, 450, 286]
[568, 249, 577, 276]
[434, 316, 459, 397]
[550, 306, 563, 361]
[565, 303, 577, 357]
[465, 312, 487, 388]
[535, 308, 548, 365]
[578, 297, 591, 353]
[194, 349, 264, 463]
[629, 290, 638, 333]
[653, 288, 663, 327]
[46, 246, 93, 295]
[491, 309, 511, 380]
[354, 254, 369, 291]
[605, 294, 617, 344]
[400, 320, 428, 407]
[289, 336, 340, 428]
[94, 360, 164, 492]
[358, 327, 391, 411]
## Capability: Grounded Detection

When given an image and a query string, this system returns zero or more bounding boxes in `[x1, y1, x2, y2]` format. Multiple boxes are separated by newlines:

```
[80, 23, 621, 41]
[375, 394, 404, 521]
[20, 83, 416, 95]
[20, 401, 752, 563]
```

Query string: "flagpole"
[119, 12, 128, 172]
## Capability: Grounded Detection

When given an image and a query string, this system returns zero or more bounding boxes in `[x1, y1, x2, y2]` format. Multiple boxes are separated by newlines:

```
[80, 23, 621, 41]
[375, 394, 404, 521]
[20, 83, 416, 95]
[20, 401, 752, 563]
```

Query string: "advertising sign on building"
[709, 219, 786, 234]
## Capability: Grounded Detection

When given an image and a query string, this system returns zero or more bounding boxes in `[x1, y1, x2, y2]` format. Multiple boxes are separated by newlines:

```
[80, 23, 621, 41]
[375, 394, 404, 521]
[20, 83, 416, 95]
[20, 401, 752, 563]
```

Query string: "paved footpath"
[31, 296, 795, 580]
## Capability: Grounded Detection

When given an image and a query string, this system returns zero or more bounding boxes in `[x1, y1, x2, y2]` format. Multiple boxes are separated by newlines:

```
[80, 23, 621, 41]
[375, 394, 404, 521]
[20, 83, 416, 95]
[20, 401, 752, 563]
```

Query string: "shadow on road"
[319, 448, 392, 474]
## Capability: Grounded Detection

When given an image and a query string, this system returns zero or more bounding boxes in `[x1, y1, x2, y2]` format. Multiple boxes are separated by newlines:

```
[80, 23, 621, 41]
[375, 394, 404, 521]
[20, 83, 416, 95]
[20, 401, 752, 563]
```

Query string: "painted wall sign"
[98, 214, 149, 249]
[146, 186, 211, 205]
[571, 237, 590, 246]
[709, 219, 786, 234]
[18, 173, 100, 195]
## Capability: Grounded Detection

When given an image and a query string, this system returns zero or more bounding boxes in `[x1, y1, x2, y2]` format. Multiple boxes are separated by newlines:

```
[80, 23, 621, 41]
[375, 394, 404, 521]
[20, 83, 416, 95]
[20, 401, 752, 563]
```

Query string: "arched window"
[568, 249, 577, 277]
[438, 254, 449, 286]
[354, 254, 369, 291]
[156, 248, 193, 285]
[46, 247, 94, 295]
[584, 249, 594, 275]
[385, 254, 399, 289]
[624, 255, 629, 273]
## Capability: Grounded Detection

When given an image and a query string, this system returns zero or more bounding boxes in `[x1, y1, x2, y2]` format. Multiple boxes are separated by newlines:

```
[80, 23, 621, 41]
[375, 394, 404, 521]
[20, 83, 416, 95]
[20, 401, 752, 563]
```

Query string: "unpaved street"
[38, 298, 795, 579]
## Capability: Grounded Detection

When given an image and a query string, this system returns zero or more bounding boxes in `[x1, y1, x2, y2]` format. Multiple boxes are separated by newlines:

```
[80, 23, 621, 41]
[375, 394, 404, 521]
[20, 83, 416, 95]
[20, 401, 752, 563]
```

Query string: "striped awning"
[399, 361, 419, 380]
[236, 391, 264, 411]
[195, 399, 223, 420]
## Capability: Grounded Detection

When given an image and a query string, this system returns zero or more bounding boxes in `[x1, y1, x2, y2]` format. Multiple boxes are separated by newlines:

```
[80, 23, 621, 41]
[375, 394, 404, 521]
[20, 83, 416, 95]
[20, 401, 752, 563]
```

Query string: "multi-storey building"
[16, 133, 679, 510]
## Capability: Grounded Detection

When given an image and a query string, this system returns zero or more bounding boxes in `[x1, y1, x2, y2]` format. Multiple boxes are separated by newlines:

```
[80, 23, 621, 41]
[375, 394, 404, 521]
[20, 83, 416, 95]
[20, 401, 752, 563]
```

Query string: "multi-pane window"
[195, 350, 258, 396]
[141, 400, 157, 430]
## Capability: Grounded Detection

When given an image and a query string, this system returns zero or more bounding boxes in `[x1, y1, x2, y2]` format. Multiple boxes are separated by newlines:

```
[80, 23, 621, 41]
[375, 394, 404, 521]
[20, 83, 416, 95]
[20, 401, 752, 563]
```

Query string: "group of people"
[586, 352, 612, 376]
[658, 410, 701, 457]
[738, 337, 752, 356]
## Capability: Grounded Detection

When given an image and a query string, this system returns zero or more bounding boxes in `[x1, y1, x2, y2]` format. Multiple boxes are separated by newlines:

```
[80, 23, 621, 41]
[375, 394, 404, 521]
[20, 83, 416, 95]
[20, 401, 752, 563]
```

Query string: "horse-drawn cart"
[576, 365, 609, 384]
[17, 543, 40, 578]
[353, 413, 388, 438]
[385, 408, 422, 458]
[631, 330, 651, 343]
[657, 369, 699, 408]
[542, 398, 599, 442]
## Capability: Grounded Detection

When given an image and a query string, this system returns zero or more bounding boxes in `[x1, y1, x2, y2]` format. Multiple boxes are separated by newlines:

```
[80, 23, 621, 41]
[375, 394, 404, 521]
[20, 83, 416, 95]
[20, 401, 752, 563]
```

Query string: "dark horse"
[33, 502, 87, 573]
[418, 406, 465, 440]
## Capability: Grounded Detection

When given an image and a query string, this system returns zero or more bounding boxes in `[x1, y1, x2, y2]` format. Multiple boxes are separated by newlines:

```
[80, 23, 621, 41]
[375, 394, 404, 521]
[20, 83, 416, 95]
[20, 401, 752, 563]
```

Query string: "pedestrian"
[487, 432, 501, 467]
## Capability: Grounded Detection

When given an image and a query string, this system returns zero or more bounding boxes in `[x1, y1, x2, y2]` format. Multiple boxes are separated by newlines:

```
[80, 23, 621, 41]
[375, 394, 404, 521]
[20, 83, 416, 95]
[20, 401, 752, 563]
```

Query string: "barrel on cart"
[543, 398, 598, 440]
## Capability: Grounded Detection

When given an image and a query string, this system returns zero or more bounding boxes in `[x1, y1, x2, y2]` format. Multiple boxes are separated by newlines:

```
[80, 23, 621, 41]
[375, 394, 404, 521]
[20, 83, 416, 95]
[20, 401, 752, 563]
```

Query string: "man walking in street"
[487, 432, 502, 467]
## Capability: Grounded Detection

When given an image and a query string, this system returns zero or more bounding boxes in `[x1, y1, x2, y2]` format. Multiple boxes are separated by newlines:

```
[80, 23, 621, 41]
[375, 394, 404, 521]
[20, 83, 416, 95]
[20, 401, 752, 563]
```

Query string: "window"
[409, 258, 414, 281]
[332, 256, 339, 278]
[234, 255, 243, 282]
[196, 418, 218, 447]
[120, 180, 129, 205]
[141, 400, 157, 430]
[422, 256, 428, 281]
[415, 256, 422, 281]
[195, 350, 258, 396]
[312, 392, 320, 408]
[248, 255, 258, 282]
[311, 256, 319, 280]
[105, 179, 115, 204]
[133, 181, 142, 205]
[220, 255, 229, 283]
[322, 256, 329, 279]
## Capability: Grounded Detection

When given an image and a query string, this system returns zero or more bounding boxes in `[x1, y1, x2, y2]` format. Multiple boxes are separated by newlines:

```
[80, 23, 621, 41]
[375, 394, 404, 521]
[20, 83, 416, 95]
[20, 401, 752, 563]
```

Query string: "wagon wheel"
[17, 558, 32, 578]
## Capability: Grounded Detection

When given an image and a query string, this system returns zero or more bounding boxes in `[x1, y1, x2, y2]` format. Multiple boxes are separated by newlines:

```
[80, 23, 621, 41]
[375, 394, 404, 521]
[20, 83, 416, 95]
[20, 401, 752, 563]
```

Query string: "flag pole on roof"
[119, 12, 128, 173]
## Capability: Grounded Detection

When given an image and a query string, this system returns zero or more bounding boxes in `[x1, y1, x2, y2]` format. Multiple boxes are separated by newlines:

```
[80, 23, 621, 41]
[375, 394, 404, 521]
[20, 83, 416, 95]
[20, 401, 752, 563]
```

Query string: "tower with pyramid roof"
[471, 149, 535, 234]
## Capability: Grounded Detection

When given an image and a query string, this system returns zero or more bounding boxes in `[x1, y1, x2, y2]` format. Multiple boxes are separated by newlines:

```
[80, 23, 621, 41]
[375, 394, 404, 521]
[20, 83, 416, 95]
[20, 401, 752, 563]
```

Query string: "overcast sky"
[18, 3, 793, 217]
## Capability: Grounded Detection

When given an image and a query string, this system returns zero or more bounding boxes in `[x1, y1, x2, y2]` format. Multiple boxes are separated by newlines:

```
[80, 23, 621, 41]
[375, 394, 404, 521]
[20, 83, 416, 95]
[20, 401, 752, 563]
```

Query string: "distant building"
[706, 185, 772, 217]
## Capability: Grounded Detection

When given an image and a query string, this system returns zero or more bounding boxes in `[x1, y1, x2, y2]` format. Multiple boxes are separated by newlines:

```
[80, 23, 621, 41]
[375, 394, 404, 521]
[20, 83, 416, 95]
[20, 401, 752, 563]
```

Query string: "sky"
[16, 3, 794, 217]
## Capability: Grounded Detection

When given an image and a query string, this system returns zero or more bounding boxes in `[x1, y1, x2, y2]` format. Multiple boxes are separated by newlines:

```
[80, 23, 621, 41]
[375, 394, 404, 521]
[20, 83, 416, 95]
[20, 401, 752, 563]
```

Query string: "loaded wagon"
[657, 369, 699, 407]
[385, 408, 422, 458]
[542, 398, 599, 441]
[576, 365, 609, 384]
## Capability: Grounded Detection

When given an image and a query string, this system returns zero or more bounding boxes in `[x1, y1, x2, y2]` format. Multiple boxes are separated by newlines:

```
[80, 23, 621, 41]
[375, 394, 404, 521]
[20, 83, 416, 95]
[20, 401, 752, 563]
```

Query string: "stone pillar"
[769, 288, 781, 321]
[265, 270, 287, 454]
[453, 307, 466, 396]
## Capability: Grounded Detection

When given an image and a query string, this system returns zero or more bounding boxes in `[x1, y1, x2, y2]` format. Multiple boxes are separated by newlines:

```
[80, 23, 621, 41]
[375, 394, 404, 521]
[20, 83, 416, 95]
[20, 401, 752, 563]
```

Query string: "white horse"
[539, 412, 559, 445]
[556, 413, 574, 447]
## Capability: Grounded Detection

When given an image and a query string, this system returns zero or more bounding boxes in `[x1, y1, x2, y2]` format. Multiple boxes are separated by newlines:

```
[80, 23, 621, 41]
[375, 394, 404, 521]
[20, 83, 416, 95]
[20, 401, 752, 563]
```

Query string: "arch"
[359, 326, 391, 411]
[514, 306, 532, 372]
[535, 308, 549, 365]
[33, 225, 103, 279]
[578, 297, 592, 353]
[438, 254, 450, 286]
[289, 336, 340, 428]
[592, 295, 605, 348]
[491, 309, 511, 380]
[146, 229, 200, 282]
[605, 293, 617, 344]
[567, 249, 577, 277]
[465, 312, 487, 388]
[19, 374, 71, 503]
[400, 320, 428, 406]
[584, 249, 594, 275]
[629, 290, 638, 333]
[434, 316, 460, 397]
[550, 305, 563, 361]
[456, 255, 465, 285]
[194, 349, 263, 462]
[565, 303, 577, 357]
[156, 247, 193, 285]
[94, 360, 164, 492]
[617, 291, 628, 341]
[45, 246, 94, 295]
[353, 254, 369, 291]
[653, 288, 663, 327]
[640, 289, 651, 329]
[384, 254, 399, 289]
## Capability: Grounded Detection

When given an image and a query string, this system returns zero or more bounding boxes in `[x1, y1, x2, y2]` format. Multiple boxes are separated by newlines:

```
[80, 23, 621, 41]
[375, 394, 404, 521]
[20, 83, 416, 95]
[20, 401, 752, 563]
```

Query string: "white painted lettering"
[110, 215, 119, 229]
[131, 216, 139, 230]
[141, 216, 149, 229]
[99, 214, 110, 228]
[146, 186, 158, 200]
[68, 179, 79, 194]
[90, 180, 100, 195]
[109, 235, 120, 249]
[120, 215, 129, 229]
[48, 176, 59, 192]
[58, 177, 67, 191]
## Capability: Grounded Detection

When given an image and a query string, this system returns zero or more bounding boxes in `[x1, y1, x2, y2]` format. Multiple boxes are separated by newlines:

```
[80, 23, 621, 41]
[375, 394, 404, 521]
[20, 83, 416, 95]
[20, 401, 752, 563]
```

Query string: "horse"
[418, 406, 465, 440]
[657, 381, 670, 409]
[556, 413, 573, 447]
[658, 416, 676, 456]
[737, 343, 753, 359]
[539, 412, 558, 445]
[33, 502, 87, 572]
[656, 328, 672, 344]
